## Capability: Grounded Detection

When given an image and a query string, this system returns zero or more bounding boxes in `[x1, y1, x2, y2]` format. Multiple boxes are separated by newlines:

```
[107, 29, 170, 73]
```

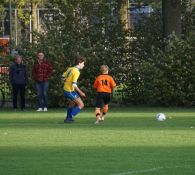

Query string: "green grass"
[0, 107, 195, 175]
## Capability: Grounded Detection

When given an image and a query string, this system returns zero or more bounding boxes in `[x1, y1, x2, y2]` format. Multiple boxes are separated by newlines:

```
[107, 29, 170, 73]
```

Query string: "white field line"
[112, 167, 164, 175]
[112, 165, 185, 175]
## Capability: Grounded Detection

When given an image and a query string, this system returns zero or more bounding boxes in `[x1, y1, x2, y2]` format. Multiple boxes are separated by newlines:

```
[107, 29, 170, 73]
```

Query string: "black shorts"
[95, 92, 111, 108]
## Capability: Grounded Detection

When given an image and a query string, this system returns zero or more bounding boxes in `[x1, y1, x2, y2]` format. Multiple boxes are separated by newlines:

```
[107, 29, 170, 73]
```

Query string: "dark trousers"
[12, 84, 26, 110]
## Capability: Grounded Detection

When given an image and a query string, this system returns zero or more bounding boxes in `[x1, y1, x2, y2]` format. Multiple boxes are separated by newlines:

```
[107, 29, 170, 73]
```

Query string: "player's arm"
[74, 85, 86, 97]
[72, 70, 86, 97]
[61, 73, 66, 81]
[110, 77, 116, 90]
[93, 78, 98, 89]
[62, 70, 68, 81]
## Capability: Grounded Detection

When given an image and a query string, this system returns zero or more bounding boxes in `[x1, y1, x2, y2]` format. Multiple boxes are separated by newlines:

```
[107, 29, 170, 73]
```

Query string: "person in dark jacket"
[9, 55, 28, 110]
[32, 52, 52, 112]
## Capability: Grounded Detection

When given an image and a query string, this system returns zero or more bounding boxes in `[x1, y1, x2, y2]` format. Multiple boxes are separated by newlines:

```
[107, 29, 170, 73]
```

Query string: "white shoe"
[95, 120, 100, 124]
[100, 116, 104, 121]
[43, 107, 48, 112]
[37, 108, 43, 112]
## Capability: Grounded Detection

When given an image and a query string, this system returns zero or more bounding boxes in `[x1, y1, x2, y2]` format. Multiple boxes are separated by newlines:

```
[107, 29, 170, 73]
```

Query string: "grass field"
[0, 107, 195, 175]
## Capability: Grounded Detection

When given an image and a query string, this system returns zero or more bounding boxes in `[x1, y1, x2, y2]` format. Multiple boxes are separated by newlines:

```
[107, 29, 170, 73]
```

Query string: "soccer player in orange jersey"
[93, 65, 116, 124]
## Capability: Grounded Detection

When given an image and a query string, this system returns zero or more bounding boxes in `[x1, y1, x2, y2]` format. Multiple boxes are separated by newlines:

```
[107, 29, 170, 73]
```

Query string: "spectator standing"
[32, 52, 52, 111]
[9, 56, 28, 110]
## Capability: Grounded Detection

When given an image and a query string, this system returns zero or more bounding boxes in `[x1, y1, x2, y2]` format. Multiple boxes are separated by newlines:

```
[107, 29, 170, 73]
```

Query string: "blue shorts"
[64, 91, 79, 101]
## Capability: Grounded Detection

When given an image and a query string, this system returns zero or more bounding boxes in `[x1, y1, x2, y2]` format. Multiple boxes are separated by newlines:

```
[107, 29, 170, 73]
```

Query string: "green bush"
[16, 0, 195, 107]
[124, 5, 195, 106]
[18, 0, 127, 107]
[141, 34, 195, 106]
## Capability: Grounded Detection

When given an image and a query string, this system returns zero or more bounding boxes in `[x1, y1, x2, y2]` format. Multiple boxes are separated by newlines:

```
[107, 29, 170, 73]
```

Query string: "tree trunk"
[31, 1, 38, 32]
[117, 0, 129, 30]
[162, 0, 182, 38]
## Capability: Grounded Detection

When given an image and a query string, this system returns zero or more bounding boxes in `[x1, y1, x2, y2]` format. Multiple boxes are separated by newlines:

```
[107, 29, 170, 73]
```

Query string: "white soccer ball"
[156, 113, 166, 121]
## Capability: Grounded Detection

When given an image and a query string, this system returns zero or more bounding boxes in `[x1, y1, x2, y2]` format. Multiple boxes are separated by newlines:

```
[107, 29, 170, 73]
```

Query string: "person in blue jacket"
[9, 55, 28, 110]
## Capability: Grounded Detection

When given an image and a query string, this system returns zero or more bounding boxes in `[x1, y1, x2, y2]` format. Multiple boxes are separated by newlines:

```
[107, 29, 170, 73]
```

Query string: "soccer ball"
[156, 113, 166, 121]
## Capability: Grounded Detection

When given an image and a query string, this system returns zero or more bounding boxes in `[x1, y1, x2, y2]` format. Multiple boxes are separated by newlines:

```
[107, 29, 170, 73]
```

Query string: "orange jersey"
[94, 74, 116, 93]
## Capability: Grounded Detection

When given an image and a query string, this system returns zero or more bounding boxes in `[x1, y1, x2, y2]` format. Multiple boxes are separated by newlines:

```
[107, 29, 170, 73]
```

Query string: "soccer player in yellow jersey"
[93, 65, 116, 124]
[62, 56, 86, 123]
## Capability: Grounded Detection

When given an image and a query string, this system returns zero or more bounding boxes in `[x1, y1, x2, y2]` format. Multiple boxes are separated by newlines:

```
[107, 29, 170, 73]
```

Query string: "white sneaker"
[95, 120, 100, 124]
[43, 107, 48, 112]
[37, 108, 43, 112]
[100, 116, 104, 121]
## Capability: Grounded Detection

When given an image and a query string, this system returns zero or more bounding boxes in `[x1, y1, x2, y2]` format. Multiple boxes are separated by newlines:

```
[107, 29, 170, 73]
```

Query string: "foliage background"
[1, 0, 194, 107]
[17, 0, 128, 107]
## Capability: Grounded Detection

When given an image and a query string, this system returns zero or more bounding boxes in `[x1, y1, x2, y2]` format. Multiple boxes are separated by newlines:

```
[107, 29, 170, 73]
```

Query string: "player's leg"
[64, 91, 76, 122]
[64, 99, 75, 122]
[95, 93, 103, 124]
[100, 93, 111, 121]
[70, 97, 84, 117]
[95, 107, 102, 124]
[101, 104, 108, 121]
[64, 91, 84, 122]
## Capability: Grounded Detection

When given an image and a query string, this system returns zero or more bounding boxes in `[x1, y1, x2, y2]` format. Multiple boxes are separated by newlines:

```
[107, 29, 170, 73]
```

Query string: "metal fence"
[0, 8, 60, 47]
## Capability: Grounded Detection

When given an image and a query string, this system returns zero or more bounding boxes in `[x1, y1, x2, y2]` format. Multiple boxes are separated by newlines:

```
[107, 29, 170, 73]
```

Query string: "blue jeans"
[35, 81, 49, 108]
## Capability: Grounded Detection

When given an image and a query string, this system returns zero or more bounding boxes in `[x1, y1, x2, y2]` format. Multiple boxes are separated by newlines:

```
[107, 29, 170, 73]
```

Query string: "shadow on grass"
[0, 146, 194, 175]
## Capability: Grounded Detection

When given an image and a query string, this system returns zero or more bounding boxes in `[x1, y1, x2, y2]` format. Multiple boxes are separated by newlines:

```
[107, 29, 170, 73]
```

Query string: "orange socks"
[95, 105, 109, 123]
[95, 108, 101, 121]
[102, 104, 108, 115]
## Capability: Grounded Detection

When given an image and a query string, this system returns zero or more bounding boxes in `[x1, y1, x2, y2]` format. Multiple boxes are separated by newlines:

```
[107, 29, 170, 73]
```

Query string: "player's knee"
[79, 103, 84, 109]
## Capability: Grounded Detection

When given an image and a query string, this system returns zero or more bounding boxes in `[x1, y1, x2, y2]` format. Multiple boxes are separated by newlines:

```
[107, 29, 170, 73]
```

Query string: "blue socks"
[66, 107, 73, 119]
[71, 106, 81, 116]
[66, 106, 81, 120]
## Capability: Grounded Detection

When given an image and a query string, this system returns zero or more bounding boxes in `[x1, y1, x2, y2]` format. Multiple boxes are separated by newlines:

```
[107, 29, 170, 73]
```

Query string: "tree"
[4, 0, 48, 42]
[117, 0, 129, 29]
[17, 0, 128, 107]
[162, 0, 182, 37]
[17, 0, 48, 41]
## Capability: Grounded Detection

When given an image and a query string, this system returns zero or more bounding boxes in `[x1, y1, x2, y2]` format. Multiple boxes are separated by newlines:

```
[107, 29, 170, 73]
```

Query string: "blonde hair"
[100, 65, 109, 74]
